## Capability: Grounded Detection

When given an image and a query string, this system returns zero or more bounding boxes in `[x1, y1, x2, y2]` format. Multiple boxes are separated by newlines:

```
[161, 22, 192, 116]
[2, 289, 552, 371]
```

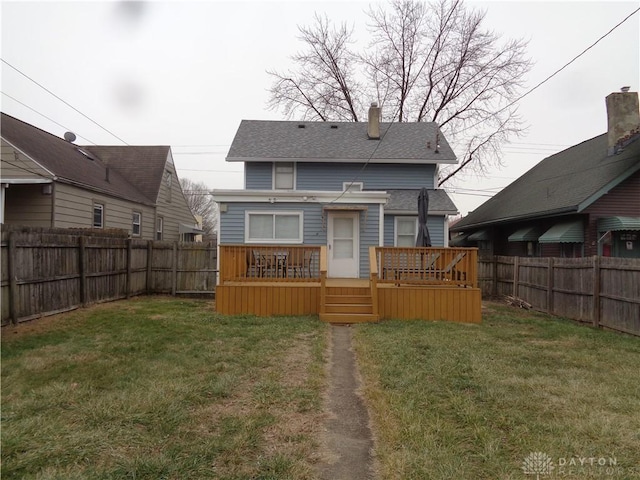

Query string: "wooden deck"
[216, 245, 481, 324]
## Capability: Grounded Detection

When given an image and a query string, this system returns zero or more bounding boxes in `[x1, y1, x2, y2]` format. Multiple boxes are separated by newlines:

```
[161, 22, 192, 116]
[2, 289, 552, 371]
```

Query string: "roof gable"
[454, 133, 640, 230]
[226, 120, 456, 164]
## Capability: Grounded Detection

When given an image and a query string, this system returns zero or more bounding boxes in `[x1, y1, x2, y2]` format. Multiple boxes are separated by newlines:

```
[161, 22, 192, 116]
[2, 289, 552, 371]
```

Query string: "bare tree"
[267, 0, 532, 185]
[179, 178, 218, 235]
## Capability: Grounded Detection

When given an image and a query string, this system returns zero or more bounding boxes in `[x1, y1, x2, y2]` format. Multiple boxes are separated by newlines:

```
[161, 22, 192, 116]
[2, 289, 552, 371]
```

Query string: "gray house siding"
[383, 214, 446, 247]
[54, 182, 157, 237]
[244, 162, 436, 191]
[1, 141, 53, 180]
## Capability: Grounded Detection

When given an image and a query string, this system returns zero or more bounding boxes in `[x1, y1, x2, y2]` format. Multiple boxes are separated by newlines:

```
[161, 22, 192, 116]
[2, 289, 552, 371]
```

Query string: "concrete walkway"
[317, 325, 375, 480]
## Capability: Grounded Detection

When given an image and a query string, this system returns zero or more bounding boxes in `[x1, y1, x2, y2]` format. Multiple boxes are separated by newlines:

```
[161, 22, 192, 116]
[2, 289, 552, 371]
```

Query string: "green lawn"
[354, 303, 640, 480]
[4, 298, 639, 480]
[1, 297, 327, 480]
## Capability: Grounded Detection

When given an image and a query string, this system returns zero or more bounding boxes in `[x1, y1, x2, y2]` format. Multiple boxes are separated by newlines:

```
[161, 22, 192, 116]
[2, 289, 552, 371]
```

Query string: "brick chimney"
[367, 102, 381, 140]
[605, 88, 640, 154]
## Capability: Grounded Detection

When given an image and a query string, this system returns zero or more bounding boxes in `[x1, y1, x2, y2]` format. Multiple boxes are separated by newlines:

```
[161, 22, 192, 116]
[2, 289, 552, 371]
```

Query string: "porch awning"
[468, 229, 489, 241]
[597, 216, 640, 231]
[449, 233, 470, 247]
[179, 223, 204, 235]
[508, 226, 542, 242]
[538, 221, 583, 243]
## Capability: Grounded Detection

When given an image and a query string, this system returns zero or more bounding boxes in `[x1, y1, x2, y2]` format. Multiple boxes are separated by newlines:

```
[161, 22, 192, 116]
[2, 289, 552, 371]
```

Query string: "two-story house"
[1, 112, 202, 241]
[213, 103, 458, 279]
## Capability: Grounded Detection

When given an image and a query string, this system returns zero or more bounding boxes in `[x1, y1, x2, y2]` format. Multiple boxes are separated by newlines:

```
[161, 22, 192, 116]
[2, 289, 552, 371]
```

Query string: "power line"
[1, 58, 129, 145]
[1, 91, 98, 145]
[457, 6, 640, 136]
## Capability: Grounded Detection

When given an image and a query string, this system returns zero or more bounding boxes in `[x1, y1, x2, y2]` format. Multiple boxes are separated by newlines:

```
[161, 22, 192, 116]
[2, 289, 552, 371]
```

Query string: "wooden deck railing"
[374, 247, 478, 287]
[219, 245, 323, 283]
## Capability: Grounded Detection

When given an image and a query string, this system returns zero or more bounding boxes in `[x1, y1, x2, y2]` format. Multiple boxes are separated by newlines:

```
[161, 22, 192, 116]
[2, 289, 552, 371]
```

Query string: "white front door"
[327, 212, 359, 278]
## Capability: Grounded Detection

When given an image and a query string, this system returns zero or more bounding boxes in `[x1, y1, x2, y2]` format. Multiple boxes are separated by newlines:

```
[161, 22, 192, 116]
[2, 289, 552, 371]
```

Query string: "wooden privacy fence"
[479, 255, 640, 336]
[1, 228, 217, 325]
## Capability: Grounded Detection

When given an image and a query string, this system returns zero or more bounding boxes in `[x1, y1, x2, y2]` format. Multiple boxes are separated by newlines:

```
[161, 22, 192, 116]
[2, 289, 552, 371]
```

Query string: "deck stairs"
[320, 281, 379, 323]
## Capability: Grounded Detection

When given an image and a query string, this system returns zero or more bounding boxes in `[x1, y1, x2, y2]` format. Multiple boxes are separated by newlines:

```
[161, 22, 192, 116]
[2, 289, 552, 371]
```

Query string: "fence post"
[126, 238, 132, 299]
[492, 255, 498, 297]
[172, 242, 178, 296]
[546, 257, 554, 314]
[8, 231, 18, 324]
[593, 255, 601, 328]
[146, 241, 153, 294]
[79, 236, 87, 306]
[513, 256, 519, 298]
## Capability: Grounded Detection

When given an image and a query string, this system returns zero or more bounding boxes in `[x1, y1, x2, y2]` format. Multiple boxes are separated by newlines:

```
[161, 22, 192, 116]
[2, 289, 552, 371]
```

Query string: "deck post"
[320, 246, 327, 316]
[369, 247, 379, 320]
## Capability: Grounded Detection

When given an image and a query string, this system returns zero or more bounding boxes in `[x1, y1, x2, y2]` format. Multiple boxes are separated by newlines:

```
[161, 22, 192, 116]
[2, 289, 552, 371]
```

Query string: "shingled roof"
[226, 120, 456, 163]
[452, 133, 640, 231]
[386, 189, 458, 214]
[1, 113, 167, 205]
[85, 146, 171, 203]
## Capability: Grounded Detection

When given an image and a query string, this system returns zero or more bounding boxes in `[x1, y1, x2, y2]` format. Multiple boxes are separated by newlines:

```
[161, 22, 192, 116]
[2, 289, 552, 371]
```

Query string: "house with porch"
[450, 90, 640, 259]
[213, 104, 481, 323]
[1, 112, 202, 241]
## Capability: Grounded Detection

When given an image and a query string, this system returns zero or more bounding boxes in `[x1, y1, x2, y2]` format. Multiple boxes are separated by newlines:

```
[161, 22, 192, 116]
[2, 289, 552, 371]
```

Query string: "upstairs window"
[164, 170, 173, 202]
[156, 216, 163, 241]
[343, 182, 364, 192]
[273, 162, 295, 190]
[93, 203, 104, 228]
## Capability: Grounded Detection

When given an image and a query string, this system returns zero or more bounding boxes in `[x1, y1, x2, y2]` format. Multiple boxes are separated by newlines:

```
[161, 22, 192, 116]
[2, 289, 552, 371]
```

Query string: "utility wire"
[456, 6, 640, 136]
[1, 58, 129, 145]
[1, 91, 98, 145]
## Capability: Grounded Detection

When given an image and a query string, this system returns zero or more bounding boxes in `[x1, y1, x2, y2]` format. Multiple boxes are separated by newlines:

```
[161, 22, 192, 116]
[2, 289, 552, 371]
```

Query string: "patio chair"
[437, 252, 467, 281]
[245, 249, 267, 278]
[288, 249, 314, 278]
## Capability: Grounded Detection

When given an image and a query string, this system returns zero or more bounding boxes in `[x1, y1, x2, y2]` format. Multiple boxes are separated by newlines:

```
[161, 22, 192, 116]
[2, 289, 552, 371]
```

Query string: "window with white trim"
[395, 216, 417, 247]
[273, 162, 295, 190]
[93, 203, 104, 228]
[156, 216, 163, 240]
[132, 211, 141, 236]
[246, 211, 303, 243]
[342, 182, 364, 192]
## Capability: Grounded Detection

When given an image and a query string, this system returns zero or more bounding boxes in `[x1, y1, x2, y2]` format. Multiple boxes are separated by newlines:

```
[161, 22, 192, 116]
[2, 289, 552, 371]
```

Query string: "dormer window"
[273, 162, 295, 190]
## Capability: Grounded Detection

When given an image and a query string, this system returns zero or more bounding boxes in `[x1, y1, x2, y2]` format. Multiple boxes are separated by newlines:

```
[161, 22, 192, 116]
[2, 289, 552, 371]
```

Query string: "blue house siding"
[244, 162, 273, 189]
[219, 202, 381, 278]
[245, 162, 436, 191]
[383, 214, 446, 246]
[297, 163, 436, 190]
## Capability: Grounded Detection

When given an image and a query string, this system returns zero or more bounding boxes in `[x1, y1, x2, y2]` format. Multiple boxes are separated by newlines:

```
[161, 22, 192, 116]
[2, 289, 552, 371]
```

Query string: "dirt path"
[317, 325, 375, 480]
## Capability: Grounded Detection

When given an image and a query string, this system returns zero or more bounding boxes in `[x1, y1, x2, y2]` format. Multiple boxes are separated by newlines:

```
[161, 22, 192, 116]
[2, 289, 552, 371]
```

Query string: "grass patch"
[2, 297, 327, 479]
[355, 303, 640, 480]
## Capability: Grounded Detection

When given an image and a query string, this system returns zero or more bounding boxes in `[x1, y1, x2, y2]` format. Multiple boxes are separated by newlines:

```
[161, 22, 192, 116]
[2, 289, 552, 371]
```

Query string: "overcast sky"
[1, 0, 638, 216]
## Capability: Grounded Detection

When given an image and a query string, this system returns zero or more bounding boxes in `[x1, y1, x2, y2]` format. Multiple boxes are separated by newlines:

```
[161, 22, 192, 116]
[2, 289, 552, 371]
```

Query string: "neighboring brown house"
[451, 90, 640, 259]
[0, 112, 202, 241]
